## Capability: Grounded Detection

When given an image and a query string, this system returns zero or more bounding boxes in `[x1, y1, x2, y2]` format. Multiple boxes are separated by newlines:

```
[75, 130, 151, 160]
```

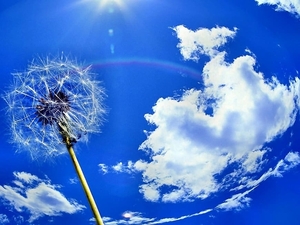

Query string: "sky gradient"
[0, 0, 300, 224]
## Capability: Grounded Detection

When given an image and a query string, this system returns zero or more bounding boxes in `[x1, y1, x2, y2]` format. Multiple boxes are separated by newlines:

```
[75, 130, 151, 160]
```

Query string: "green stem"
[65, 138, 104, 225]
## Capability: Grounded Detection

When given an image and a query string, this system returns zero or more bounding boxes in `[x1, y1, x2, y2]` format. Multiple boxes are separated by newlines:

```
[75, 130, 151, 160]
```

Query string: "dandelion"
[3, 54, 106, 225]
[4, 55, 105, 159]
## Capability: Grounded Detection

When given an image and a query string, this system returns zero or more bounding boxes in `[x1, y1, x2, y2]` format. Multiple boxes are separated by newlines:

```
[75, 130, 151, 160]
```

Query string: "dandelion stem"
[65, 138, 104, 225]
[6, 55, 107, 223]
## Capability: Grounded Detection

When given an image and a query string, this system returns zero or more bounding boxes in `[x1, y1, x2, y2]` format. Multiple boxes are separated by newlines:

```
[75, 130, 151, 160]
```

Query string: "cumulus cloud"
[135, 50, 299, 202]
[255, 0, 300, 17]
[0, 172, 85, 222]
[172, 25, 237, 60]
[100, 25, 300, 224]
[117, 25, 300, 203]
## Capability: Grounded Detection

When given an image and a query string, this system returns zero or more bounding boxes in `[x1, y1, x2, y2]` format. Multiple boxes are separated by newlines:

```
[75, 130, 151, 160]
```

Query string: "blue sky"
[1, 0, 300, 224]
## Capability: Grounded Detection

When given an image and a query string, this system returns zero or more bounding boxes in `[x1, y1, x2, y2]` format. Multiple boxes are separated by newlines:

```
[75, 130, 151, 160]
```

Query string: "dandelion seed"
[3, 54, 106, 225]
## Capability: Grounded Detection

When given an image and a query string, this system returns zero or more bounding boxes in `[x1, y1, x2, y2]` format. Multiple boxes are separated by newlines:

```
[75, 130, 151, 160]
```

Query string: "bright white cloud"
[126, 25, 300, 203]
[13, 171, 39, 184]
[172, 25, 237, 60]
[149, 208, 213, 225]
[99, 24, 300, 224]
[0, 172, 85, 222]
[255, 0, 300, 17]
[105, 26, 300, 204]
[112, 162, 125, 172]
[135, 48, 299, 202]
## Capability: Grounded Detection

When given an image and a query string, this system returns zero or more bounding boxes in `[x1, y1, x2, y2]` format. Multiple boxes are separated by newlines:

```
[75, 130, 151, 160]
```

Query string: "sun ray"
[75, 0, 127, 12]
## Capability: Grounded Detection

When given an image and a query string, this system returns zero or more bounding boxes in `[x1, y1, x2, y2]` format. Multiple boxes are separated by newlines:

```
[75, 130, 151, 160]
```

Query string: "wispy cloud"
[101, 209, 213, 225]
[69, 177, 78, 185]
[104, 152, 300, 224]
[0, 172, 85, 222]
[0, 214, 9, 224]
[231, 151, 300, 191]
[217, 151, 300, 211]
[149, 209, 213, 224]
[255, 0, 300, 17]
[98, 163, 109, 174]
[99, 161, 136, 174]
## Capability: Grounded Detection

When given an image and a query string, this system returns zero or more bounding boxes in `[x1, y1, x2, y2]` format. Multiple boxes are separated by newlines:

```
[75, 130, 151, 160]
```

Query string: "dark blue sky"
[1, 0, 300, 224]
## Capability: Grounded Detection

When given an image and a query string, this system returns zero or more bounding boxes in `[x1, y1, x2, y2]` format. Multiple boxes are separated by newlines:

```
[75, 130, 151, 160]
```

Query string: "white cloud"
[273, 151, 300, 176]
[218, 151, 300, 210]
[112, 162, 125, 172]
[111, 161, 135, 173]
[0, 172, 85, 222]
[103, 152, 299, 224]
[98, 163, 108, 174]
[98, 25, 300, 224]
[69, 177, 78, 184]
[104, 26, 300, 204]
[102, 209, 213, 225]
[216, 189, 253, 211]
[0, 214, 9, 224]
[117, 24, 300, 203]
[217, 195, 252, 211]
[232, 151, 300, 191]
[99, 161, 136, 175]
[135, 48, 299, 202]
[149, 208, 213, 225]
[172, 25, 237, 61]
[255, 0, 300, 17]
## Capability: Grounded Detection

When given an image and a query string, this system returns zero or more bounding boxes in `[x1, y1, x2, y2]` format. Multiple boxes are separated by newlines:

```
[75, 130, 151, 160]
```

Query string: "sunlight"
[74, 0, 127, 12]
[97, 0, 126, 11]
[102, 0, 122, 4]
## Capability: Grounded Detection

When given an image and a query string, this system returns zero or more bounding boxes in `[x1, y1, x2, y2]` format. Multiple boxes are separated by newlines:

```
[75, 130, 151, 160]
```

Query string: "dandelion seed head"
[3, 55, 106, 160]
